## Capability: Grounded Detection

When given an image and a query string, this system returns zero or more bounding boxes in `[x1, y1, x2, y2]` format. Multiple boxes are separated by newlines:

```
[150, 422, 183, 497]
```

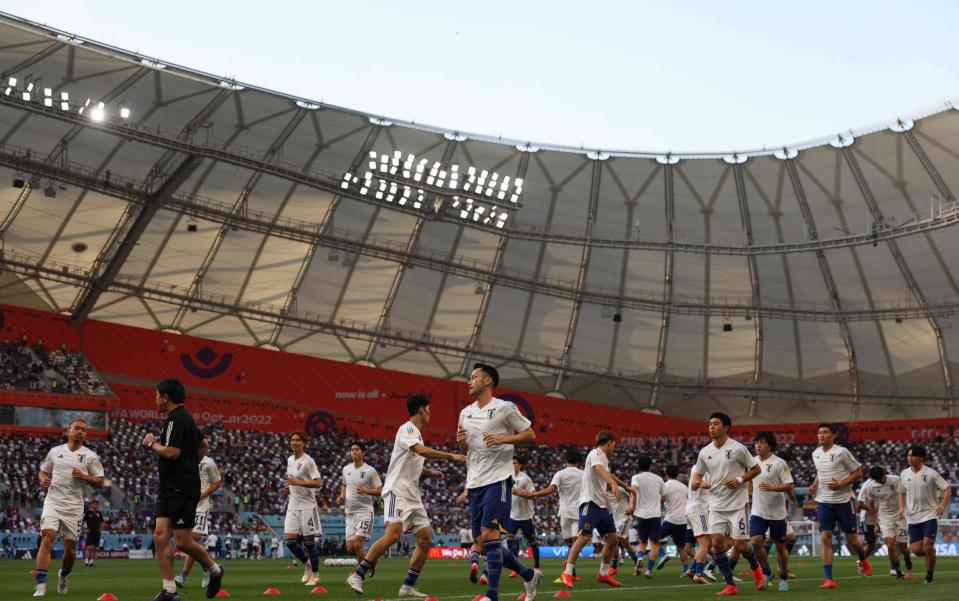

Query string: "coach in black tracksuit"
[142, 378, 224, 600]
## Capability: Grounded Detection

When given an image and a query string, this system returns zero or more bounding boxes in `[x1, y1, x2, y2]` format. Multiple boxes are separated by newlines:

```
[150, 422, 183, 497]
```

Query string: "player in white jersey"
[809, 423, 871, 587]
[560, 430, 631, 589]
[685, 464, 713, 584]
[656, 465, 691, 577]
[506, 457, 540, 572]
[863, 466, 913, 579]
[630, 455, 665, 578]
[456, 363, 542, 601]
[282, 431, 323, 587]
[34, 418, 105, 597]
[347, 395, 466, 597]
[338, 441, 383, 566]
[691, 411, 763, 596]
[747, 432, 793, 592]
[176, 436, 222, 590]
[855, 479, 879, 557]
[897, 445, 951, 585]
[523, 448, 583, 582]
[607, 481, 637, 576]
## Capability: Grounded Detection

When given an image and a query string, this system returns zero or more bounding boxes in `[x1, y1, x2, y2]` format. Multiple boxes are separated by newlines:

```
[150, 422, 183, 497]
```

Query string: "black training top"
[83, 509, 103, 533]
[158, 404, 202, 497]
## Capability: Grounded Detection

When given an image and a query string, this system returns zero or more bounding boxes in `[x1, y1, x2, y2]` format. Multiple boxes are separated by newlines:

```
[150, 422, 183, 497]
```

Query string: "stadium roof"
[0, 11, 957, 422]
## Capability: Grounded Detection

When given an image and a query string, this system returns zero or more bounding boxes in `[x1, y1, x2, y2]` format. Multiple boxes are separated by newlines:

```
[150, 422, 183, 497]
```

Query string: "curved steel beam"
[842, 145, 954, 413]
[363, 138, 459, 363]
[9, 146, 959, 323]
[555, 159, 601, 392]
[5, 247, 949, 408]
[732, 164, 763, 415]
[267, 123, 382, 346]
[170, 108, 306, 330]
[8, 94, 959, 255]
[649, 164, 674, 409]
[785, 158, 861, 410]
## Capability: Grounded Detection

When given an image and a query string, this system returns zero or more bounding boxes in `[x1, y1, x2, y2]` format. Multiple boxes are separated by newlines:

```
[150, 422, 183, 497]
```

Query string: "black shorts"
[460, 542, 472, 549]
[85, 532, 101, 547]
[156, 495, 199, 530]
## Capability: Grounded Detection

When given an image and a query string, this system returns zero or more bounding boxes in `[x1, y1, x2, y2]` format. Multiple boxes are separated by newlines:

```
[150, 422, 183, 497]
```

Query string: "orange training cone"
[473, 595, 487, 601]
[310, 587, 327, 593]
[425, 597, 441, 601]
[263, 588, 282, 595]
[518, 594, 527, 600]
[216, 590, 231, 597]
[97, 595, 119, 601]
[553, 591, 573, 598]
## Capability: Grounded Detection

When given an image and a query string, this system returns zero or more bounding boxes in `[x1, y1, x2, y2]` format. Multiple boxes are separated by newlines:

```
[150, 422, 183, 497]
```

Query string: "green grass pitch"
[5, 557, 957, 601]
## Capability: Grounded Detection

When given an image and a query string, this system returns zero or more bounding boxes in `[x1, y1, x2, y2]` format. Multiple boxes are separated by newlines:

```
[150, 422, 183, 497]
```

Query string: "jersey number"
[738, 517, 747, 531]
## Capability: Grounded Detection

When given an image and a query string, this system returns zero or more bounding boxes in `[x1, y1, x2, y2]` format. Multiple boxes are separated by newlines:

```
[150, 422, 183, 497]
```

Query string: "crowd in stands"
[0, 338, 111, 396]
[2, 415, 958, 546]
[0, 340, 45, 391]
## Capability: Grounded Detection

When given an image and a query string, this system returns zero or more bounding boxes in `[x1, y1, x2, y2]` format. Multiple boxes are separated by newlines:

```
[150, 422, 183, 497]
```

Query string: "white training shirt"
[663, 479, 688, 524]
[40, 443, 104, 515]
[811, 444, 861, 504]
[459, 527, 473, 544]
[750, 454, 793, 521]
[898, 466, 949, 525]
[286, 453, 321, 510]
[864, 475, 901, 521]
[342, 462, 382, 513]
[196, 455, 221, 513]
[685, 465, 709, 516]
[580, 447, 611, 508]
[510, 471, 535, 520]
[607, 484, 630, 523]
[458, 398, 532, 489]
[630, 471, 666, 519]
[381, 421, 426, 503]
[550, 466, 584, 519]
[694, 437, 757, 513]
[205, 533, 218, 547]
[857, 479, 875, 525]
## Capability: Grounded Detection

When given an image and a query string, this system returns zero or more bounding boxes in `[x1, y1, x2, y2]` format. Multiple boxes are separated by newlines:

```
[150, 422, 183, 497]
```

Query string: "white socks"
[163, 579, 176, 593]
[600, 563, 610, 576]
[564, 563, 575, 575]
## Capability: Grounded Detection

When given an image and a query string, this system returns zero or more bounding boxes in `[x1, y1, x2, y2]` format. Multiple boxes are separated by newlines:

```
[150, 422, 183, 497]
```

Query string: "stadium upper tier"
[0, 12, 957, 420]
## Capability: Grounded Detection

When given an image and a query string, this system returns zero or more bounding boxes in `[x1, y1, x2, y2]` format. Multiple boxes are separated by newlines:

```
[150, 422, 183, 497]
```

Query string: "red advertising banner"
[0, 304, 957, 445]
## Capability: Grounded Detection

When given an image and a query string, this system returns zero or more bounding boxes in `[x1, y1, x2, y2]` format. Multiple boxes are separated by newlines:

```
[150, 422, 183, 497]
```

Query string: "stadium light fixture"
[341, 149, 522, 229]
[90, 101, 106, 122]
[119, 105, 131, 119]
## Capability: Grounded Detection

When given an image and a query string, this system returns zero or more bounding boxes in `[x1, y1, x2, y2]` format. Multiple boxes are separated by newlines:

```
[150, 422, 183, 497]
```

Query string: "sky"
[3, 0, 959, 153]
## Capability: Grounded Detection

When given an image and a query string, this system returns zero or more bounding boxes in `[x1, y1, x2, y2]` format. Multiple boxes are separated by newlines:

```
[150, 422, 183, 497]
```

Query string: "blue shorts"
[469, 478, 512, 538]
[684, 527, 696, 546]
[508, 518, 536, 539]
[633, 516, 662, 543]
[579, 502, 616, 537]
[749, 515, 786, 542]
[908, 519, 938, 544]
[660, 520, 687, 545]
[816, 501, 857, 534]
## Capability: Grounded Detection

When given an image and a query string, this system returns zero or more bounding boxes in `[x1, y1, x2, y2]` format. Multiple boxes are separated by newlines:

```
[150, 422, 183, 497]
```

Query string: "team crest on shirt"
[725, 450, 732, 459]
